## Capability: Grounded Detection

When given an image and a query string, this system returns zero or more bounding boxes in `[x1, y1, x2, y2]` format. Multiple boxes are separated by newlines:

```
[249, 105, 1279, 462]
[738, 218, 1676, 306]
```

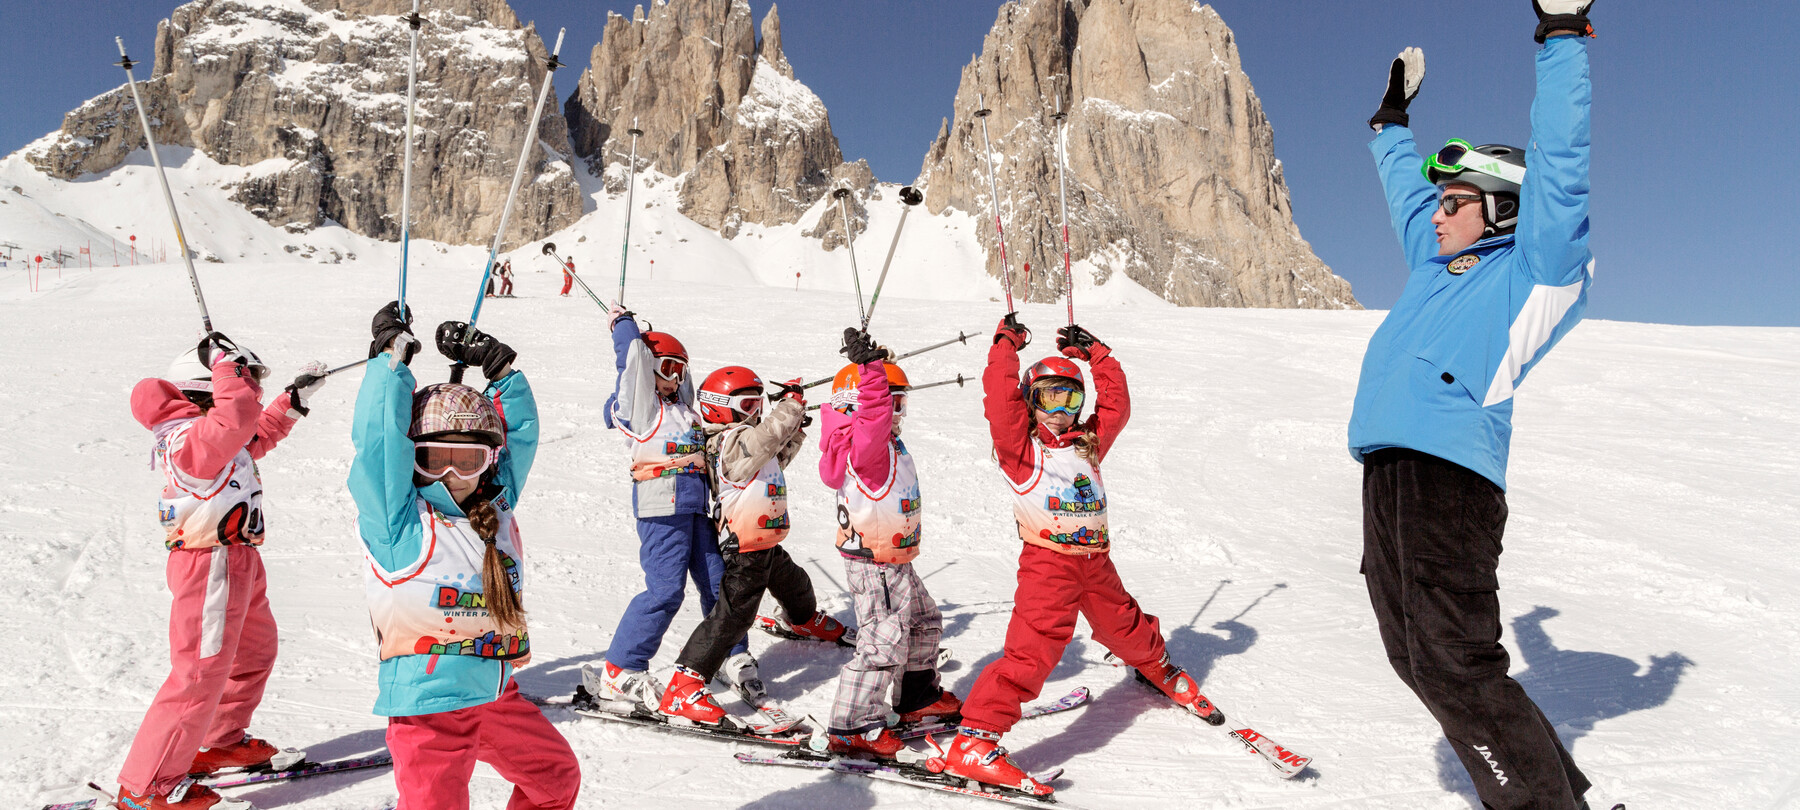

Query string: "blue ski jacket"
[1348, 36, 1595, 491]
[347, 355, 540, 717]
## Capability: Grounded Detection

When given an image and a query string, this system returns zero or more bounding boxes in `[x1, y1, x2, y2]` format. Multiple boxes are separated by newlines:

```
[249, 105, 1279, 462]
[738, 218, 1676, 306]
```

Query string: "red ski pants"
[962, 544, 1166, 734]
[118, 545, 278, 795]
[386, 682, 580, 810]
[560, 274, 573, 295]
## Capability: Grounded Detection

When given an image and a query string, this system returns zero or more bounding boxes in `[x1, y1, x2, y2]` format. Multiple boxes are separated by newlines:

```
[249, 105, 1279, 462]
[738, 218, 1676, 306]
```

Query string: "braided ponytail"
[466, 499, 527, 631]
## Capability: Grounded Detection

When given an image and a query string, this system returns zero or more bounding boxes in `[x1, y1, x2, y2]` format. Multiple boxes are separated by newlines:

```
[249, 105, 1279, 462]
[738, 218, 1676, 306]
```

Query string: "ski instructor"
[1351, 3, 1607, 809]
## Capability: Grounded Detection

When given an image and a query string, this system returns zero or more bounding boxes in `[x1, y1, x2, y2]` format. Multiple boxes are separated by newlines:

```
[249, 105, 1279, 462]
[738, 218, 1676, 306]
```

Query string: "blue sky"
[3, 1, 1794, 326]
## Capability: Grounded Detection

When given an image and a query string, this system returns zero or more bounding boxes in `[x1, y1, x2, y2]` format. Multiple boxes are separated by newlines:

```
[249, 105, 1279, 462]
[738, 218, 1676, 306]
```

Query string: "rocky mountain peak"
[564, 0, 842, 238]
[916, 0, 1357, 309]
[24, 0, 581, 250]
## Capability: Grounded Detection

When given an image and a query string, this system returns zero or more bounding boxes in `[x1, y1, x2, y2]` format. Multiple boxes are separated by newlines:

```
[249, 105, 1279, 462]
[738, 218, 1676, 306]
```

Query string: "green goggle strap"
[1423, 138, 1528, 186]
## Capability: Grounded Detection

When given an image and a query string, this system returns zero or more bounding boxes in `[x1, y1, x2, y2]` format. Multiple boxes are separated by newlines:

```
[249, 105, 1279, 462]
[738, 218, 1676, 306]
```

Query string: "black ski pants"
[675, 541, 817, 682]
[1361, 448, 1589, 810]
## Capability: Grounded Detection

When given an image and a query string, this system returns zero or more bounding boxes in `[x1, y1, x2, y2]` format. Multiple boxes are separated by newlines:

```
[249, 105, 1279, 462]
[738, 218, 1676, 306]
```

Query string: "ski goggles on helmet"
[1438, 193, 1484, 216]
[1032, 384, 1085, 416]
[1423, 138, 1527, 186]
[654, 356, 687, 381]
[698, 388, 764, 419]
[414, 441, 498, 481]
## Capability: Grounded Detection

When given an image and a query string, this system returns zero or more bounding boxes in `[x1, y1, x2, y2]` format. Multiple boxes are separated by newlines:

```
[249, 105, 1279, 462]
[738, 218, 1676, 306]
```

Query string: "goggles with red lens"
[891, 391, 909, 416]
[1032, 385, 1084, 416]
[698, 388, 764, 419]
[655, 356, 687, 381]
[414, 441, 498, 481]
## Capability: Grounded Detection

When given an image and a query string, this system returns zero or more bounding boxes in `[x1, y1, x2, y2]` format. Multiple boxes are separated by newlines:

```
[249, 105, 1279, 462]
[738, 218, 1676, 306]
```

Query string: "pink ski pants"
[386, 682, 580, 809]
[118, 545, 277, 795]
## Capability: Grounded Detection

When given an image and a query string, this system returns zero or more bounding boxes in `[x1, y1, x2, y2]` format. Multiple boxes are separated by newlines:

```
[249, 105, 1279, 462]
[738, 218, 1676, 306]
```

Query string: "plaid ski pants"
[828, 556, 942, 734]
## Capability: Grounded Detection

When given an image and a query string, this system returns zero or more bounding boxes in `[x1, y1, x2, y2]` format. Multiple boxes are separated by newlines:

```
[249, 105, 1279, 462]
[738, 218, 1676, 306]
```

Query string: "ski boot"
[585, 660, 663, 713]
[189, 733, 303, 776]
[659, 666, 729, 726]
[116, 777, 250, 810]
[929, 728, 1052, 796]
[785, 609, 853, 645]
[897, 688, 963, 726]
[1135, 653, 1224, 725]
[721, 652, 800, 732]
[827, 726, 907, 759]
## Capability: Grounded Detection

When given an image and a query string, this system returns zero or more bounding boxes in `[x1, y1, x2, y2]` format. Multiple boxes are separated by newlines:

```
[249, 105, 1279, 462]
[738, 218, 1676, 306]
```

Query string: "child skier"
[656, 365, 846, 728]
[939, 318, 1217, 796]
[347, 304, 579, 809]
[116, 333, 325, 810]
[821, 328, 959, 758]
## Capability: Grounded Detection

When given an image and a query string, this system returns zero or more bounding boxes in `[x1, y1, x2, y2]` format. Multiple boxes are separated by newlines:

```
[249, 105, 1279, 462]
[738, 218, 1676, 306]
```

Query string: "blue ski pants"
[605, 513, 749, 671]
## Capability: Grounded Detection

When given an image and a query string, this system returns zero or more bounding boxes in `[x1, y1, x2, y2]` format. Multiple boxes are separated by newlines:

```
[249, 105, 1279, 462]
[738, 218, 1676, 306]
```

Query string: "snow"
[4, 151, 1799, 810]
[735, 60, 828, 132]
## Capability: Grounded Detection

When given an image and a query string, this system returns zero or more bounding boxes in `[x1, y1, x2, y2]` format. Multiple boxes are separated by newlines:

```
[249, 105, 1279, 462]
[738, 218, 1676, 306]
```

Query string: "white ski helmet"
[166, 341, 269, 392]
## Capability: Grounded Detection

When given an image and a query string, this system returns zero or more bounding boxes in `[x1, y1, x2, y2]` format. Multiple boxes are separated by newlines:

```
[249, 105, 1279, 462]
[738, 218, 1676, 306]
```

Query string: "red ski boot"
[189, 734, 291, 776]
[827, 726, 905, 759]
[116, 777, 249, 810]
[787, 610, 850, 645]
[1136, 653, 1224, 724]
[659, 666, 729, 726]
[897, 689, 963, 725]
[931, 729, 1052, 796]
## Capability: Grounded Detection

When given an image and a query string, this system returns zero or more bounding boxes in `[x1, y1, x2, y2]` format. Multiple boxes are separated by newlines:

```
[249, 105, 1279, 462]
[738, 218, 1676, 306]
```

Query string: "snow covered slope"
[6, 245, 1797, 809]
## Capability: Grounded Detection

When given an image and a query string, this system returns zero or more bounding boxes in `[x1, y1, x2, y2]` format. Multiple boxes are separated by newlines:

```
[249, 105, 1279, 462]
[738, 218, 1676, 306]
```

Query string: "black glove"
[994, 312, 1031, 349]
[1533, 0, 1594, 43]
[369, 301, 418, 364]
[284, 367, 327, 417]
[841, 328, 887, 366]
[196, 331, 268, 381]
[1369, 47, 1425, 130]
[1056, 323, 1100, 353]
[771, 379, 806, 402]
[436, 321, 518, 381]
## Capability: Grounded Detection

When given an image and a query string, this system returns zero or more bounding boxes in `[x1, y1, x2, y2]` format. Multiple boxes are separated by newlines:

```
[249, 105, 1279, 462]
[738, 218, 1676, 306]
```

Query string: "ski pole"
[974, 92, 1016, 313]
[617, 118, 642, 305]
[115, 37, 212, 333]
[396, 0, 422, 317]
[458, 27, 565, 381]
[832, 185, 868, 326]
[797, 329, 979, 390]
[325, 357, 373, 376]
[863, 185, 922, 330]
[542, 242, 606, 308]
[1051, 82, 1074, 326]
[803, 374, 967, 411]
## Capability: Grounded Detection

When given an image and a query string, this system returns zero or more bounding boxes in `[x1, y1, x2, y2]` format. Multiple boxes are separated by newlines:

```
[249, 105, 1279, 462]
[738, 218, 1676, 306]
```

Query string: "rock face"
[564, 0, 843, 238]
[916, 0, 1357, 308]
[25, 0, 581, 249]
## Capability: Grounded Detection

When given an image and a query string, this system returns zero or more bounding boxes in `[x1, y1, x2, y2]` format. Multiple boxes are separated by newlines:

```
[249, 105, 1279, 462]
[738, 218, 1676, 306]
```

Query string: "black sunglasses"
[1439, 193, 1483, 216]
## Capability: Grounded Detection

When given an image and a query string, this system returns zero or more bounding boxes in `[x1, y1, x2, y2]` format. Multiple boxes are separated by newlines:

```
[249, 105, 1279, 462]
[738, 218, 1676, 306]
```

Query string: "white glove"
[1369, 47, 1425, 130]
[1532, 0, 1594, 43]
[388, 333, 421, 371]
[285, 361, 329, 418]
[1535, 0, 1593, 14]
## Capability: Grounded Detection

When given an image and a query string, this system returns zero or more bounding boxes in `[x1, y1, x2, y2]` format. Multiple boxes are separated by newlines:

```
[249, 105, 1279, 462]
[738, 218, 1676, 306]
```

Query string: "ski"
[737, 750, 1085, 808]
[41, 755, 395, 810]
[897, 686, 1089, 741]
[557, 686, 817, 748]
[1103, 653, 1310, 778]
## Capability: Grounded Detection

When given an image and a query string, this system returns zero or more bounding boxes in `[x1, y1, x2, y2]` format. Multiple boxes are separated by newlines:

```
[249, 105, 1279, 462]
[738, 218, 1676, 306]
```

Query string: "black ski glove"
[771, 379, 807, 403]
[197, 331, 268, 382]
[1533, 0, 1594, 43]
[994, 312, 1031, 350]
[436, 321, 518, 381]
[1056, 323, 1102, 355]
[283, 361, 328, 417]
[841, 328, 887, 366]
[1369, 47, 1425, 130]
[369, 301, 419, 364]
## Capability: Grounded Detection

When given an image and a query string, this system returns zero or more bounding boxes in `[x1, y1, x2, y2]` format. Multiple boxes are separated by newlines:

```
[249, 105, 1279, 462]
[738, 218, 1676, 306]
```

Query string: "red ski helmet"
[697, 366, 764, 424]
[641, 331, 687, 361]
[831, 362, 910, 414]
[1023, 356, 1083, 389]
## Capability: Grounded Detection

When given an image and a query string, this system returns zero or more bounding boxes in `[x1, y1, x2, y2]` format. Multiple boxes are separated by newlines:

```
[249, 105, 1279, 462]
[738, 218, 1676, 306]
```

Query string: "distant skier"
[347, 303, 579, 809]
[654, 360, 848, 728]
[116, 333, 325, 810]
[1353, 3, 1607, 809]
[939, 318, 1215, 796]
[499, 259, 515, 297]
[560, 259, 574, 297]
[819, 329, 959, 758]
